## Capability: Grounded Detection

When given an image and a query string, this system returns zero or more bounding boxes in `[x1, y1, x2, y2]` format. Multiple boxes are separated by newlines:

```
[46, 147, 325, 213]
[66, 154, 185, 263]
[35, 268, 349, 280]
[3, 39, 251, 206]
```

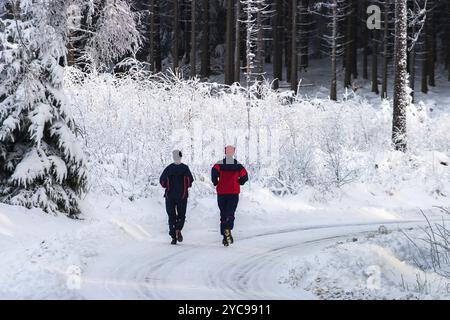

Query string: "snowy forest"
[0, 0, 450, 300]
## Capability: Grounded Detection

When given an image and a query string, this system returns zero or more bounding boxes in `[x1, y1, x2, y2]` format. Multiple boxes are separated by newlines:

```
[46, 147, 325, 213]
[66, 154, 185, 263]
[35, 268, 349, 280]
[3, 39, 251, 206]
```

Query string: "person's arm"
[211, 164, 220, 186]
[160, 166, 169, 188]
[238, 166, 248, 185]
[185, 165, 194, 188]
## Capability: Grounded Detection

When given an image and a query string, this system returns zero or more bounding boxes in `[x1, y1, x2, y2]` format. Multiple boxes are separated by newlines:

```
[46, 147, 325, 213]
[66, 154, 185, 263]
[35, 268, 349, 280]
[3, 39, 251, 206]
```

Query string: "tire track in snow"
[82, 219, 433, 299]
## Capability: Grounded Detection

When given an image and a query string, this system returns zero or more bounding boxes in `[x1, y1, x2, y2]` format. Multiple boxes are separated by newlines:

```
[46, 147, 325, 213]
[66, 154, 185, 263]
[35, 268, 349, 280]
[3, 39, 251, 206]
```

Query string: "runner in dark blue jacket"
[160, 150, 194, 245]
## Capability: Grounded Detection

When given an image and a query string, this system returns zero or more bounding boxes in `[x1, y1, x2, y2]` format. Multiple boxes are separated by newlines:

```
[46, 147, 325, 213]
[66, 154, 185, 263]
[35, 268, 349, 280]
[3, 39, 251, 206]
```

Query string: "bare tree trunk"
[234, 0, 241, 83]
[290, 0, 298, 92]
[410, 22, 416, 103]
[362, 0, 368, 79]
[149, 0, 162, 73]
[257, 1, 265, 84]
[286, 0, 292, 83]
[351, 0, 357, 78]
[344, 2, 352, 88]
[421, 21, 428, 94]
[225, 0, 235, 85]
[392, 0, 408, 152]
[149, 0, 155, 71]
[344, 0, 355, 88]
[428, 4, 436, 87]
[372, 28, 379, 94]
[273, 0, 283, 89]
[447, 1, 450, 82]
[330, 0, 338, 101]
[190, 0, 196, 78]
[173, 0, 180, 71]
[381, 0, 389, 99]
[200, 0, 210, 77]
[154, 1, 162, 72]
[421, 0, 431, 93]
[299, 0, 309, 71]
[184, 1, 191, 65]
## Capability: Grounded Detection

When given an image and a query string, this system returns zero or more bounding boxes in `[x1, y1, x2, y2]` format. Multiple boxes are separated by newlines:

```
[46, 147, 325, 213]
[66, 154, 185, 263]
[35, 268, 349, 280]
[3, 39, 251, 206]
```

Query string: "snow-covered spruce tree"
[0, 0, 87, 216]
[67, 0, 140, 71]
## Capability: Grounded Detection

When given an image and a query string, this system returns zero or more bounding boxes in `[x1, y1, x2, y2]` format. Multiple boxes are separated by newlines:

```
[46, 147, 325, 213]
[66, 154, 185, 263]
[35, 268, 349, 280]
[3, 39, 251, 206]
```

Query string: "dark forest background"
[67, 0, 450, 100]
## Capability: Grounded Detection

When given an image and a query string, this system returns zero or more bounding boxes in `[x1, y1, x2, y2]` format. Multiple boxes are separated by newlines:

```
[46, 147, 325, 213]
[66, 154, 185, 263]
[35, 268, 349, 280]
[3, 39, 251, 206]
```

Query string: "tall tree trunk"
[351, 0, 358, 78]
[184, 0, 191, 65]
[447, 2, 450, 81]
[421, 0, 431, 93]
[392, 0, 408, 152]
[234, 0, 241, 83]
[200, 0, 210, 77]
[286, 0, 292, 83]
[410, 20, 416, 103]
[273, 0, 283, 89]
[149, 0, 155, 71]
[290, 0, 298, 92]
[344, 0, 354, 88]
[330, 0, 338, 101]
[372, 28, 379, 94]
[362, 0, 368, 79]
[173, 0, 180, 71]
[190, 0, 196, 78]
[299, 0, 309, 71]
[427, 4, 436, 87]
[257, 1, 265, 84]
[225, 0, 235, 85]
[381, 0, 389, 99]
[421, 21, 428, 93]
[154, 1, 162, 72]
[150, 0, 162, 73]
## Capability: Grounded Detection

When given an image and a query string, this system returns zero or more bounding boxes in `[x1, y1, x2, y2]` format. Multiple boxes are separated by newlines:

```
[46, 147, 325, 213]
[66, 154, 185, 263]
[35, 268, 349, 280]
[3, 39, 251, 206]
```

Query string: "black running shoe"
[222, 237, 229, 247]
[224, 229, 233, 245]
[176, 230, 183, 242]
[171, 237, 177, 245]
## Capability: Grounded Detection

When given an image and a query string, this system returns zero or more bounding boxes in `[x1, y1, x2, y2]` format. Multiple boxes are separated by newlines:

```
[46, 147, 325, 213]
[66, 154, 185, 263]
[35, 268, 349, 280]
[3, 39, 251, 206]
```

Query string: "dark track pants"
[165, 197, 188, 237]
[217, 194, 239, 235]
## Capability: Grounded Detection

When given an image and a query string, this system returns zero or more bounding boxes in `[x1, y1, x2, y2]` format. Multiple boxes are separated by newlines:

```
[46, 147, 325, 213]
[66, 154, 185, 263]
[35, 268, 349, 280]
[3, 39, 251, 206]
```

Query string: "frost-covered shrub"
[65, 68, 450, 200]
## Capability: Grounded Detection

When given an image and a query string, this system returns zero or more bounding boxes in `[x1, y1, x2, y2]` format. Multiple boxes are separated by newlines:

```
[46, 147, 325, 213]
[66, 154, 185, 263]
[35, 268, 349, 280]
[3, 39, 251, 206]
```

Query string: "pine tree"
[0, 0, 87, 216]
[67, 0, 140, 71]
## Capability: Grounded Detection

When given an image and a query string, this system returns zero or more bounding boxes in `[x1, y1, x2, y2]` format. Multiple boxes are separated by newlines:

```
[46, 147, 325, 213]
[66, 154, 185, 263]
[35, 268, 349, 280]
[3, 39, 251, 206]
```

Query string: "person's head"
[172, 150, 182, 164]
[225, 145, 236, 158]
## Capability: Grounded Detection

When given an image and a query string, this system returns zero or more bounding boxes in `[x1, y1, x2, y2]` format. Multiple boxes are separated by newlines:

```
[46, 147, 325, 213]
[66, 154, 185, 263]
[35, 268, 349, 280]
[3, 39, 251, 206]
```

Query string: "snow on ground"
[282, 221, 450, 300]
[0, 186, 448, 299]
[1, 60, 449, 299]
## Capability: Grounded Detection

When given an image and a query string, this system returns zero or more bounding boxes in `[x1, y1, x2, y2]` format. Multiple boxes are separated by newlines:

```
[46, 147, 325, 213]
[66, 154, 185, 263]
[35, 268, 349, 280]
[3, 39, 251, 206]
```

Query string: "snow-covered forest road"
[80, 219, 429, 300]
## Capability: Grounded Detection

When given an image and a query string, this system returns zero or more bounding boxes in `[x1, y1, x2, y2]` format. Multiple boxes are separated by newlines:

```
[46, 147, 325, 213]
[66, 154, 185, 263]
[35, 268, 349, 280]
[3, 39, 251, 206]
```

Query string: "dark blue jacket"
[160, 163, 194, 200]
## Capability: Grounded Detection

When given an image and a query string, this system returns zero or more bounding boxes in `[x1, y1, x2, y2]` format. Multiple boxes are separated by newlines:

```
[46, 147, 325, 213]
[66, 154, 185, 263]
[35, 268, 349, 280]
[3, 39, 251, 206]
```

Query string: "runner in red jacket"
[211, 146, 248, 246]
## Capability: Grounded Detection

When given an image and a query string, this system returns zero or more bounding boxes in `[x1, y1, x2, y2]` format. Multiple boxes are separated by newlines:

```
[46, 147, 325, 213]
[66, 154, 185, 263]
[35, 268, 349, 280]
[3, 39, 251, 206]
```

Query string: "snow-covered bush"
[65, 67, 450, 201]
[0, 1, 87, 216]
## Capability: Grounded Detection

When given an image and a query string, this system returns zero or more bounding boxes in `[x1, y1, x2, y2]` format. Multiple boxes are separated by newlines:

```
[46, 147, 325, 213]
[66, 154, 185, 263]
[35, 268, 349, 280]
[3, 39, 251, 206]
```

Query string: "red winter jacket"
[211, 159, 248, 195]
